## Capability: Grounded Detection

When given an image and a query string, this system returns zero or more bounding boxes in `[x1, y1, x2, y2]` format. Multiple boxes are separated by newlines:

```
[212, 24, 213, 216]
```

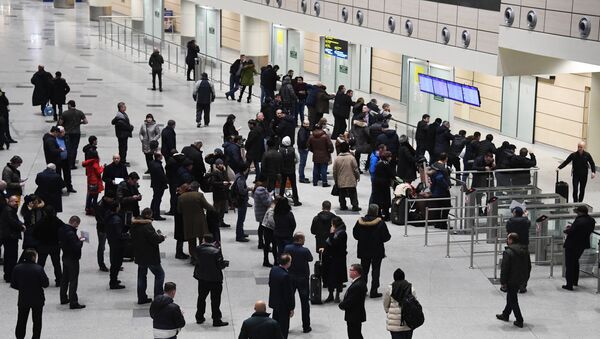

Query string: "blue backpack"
[43, 104, 54, 117]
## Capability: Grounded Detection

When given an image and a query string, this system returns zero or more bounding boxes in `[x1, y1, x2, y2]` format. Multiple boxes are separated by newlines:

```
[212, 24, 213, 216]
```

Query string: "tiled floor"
[0, 1, 598, 339]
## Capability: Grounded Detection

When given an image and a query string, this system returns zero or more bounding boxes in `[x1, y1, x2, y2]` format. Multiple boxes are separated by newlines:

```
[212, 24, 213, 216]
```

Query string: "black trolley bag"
[310, 253, 323, 305]
[555, 170, 569, 202]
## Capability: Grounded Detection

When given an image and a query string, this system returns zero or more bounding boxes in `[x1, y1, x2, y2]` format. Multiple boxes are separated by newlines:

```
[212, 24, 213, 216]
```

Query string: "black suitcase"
[313, 259, 322, 278]
[122, 237, 135, 260]
[555, 171, 569, 202]
[391, 197, 406, 225]
[310, 274, 322, 305]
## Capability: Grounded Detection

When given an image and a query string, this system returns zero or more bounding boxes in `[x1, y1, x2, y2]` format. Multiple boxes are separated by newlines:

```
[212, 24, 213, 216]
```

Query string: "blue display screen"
[447, 81, 464, 102]
[462, 85, 481, 107]
[418, 74, 434, 94]
[432, 77, 449, 98]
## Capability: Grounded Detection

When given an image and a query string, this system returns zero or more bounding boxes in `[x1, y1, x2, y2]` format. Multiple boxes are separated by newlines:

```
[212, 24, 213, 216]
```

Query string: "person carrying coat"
[178, 181, 215, 263]
[30, 65, 53, 115]
[562, 205, 595, 291]
[353, 204, 392, 298]
[10, 249, 49, 339]
[111, 102, 134, 166]
[194, 235, 229, 327]
[238, 300, 284, 339]
[186, 40, 200, 81]
[193, 72, 216, 127]
[338, 263, 367, 339]
[130, 208, 166, 304]
[307, 125, 334, 187]
[496, 233, 531, 328]
[383, 268, 417, 339]
[138, 114, 161, 172]
[333, 143, 360, 211]
[149, 49, 164, 91]
[321, 216, 348, 303]
[238, 59, 258, 103]
[268, 254, 295, 339]
[51, 71, 70, 121]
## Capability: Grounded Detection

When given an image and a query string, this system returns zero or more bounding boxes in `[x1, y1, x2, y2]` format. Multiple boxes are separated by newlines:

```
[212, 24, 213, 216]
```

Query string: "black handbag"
[331, 184, 339, 196]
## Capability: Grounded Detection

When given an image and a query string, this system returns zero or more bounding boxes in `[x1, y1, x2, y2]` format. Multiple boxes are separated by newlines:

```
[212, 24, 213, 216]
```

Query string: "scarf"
[391, 279, 412, 303]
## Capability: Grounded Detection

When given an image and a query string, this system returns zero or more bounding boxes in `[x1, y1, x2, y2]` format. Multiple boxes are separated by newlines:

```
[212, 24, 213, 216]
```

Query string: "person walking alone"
[383, 268, 417, 339]
[558, 141, 596, 202]
[149, 49, 164, 92]
[562, 205, 595, 291]
[186, 40, 200, 81]
[193, 72, 215, 128]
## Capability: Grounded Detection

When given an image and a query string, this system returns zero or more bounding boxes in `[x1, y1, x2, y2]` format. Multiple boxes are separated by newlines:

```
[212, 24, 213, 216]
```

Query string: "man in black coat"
[42, 126, 62, 166]
[338, 263, 367, 339]
[30, 65, 53, 115]
[10, 249, 49, 339]
[262, 65, 280, 102]
[149, 49, 164, 91]
[509, 148, 537, 186]
[448, 130, 467, 178]
[32, 206, 63, 286]
[149, 153, 168, 221]
[181, 141, 207, 182]
[310, 200, 336, 252]
[496, 233, 531, 328]
[562, 206, 596, 291]
[165, 152, 184, 215]
[225, 55, 245, 101]
[268, 254, 295, 339]
[161, 120, 177, 160]
[0, 195, 24, 282]
[131, 208, 166, 304]
[558, 141, 596, 202]
[433, 121, 453, 163]
[111, 102, 134, 166]
[332, 86, 354, 139]
[283, 233, 313, 333]
[238, 300, 284, 339]
[58, 216, 85, 309]
[478, 134, 497, 157]
[34, 164, 65, 213]
[193, 73, 215, 127]
[101, 154, 128, 198]
[104, 203, 126, 289]
[279, 136, 301, 206]
[117, 172, 142, 219]
[262, 139, 283, 192]
[150, 282, 186, 339]
[51, 71, 70, 121]
[245, 119, 264, 180]
[194, 235, 229, 327]
[274, 109, 296, 145]
[352, 204, 392, 298]
[505, 207, 530, 293]
[415, 114, 430, 156]
[426, 118, 441, 159]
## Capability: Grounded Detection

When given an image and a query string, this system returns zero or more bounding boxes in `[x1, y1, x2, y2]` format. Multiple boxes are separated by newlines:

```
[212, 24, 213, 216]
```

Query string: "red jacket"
[82, 158, 104, 193]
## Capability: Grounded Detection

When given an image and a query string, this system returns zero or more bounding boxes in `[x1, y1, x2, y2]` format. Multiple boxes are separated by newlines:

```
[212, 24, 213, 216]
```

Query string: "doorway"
[501, 76, 537, 143]
[406, 59, 453, 125]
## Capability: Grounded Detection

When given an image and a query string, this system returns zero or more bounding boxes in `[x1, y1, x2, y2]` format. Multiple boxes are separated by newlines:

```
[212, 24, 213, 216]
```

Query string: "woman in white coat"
[383, 268, 415, 339]
[138, 113, 161, 172]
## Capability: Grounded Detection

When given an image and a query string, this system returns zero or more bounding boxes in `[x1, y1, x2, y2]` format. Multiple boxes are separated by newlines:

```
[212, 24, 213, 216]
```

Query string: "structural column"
[89, 0, 111, 21]
[240, 15, 270, 67]
[131, 0, 144, 31]
[587, 73, 600, 162]
[180, 0, 196, 45]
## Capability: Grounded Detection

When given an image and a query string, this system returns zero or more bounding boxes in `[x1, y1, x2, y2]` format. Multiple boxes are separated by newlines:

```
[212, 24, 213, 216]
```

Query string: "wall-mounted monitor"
[418, 74, 434, 94]
[462, 84, 481, 107]
[447, 81, 464, 102]
[432, 77, 449, 98]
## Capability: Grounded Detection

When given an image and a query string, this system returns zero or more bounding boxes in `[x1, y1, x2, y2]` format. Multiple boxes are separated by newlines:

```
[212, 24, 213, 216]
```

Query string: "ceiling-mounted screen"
[418, 73, 434, 94]
[432, 77, 449, 98]
[447, 81, 464, 102]
[462, 85, 481, 107]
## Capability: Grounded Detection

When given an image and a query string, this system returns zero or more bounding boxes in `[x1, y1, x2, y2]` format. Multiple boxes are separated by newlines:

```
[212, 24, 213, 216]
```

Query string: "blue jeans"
[137, 264, 165, 302]
[226, 75, 239, 97]
[296, 101, 306, 124]
[298, 149, 308, 180]
[260, 85, 266, 104]
[236, 200, 248, 240]
[312, 163, 328, 186]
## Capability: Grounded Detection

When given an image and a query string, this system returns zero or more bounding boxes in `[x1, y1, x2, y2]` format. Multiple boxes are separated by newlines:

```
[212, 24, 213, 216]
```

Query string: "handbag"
[331, 184, 339, 196]
[43, 104, 54, 117]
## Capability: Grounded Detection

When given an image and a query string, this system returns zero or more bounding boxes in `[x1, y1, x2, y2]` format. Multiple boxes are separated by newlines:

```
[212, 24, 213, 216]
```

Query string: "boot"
[247, 97, 251, 103]
[323, 293, 334, 303]
[334, 290, 341, 303]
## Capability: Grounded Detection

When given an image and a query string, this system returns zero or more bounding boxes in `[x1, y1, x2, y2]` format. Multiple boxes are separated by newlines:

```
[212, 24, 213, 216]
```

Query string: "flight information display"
[432, 77, 449, 98]
[462, 85, 481, 107]
[418, 74, 434, 94]
[418, 74, 481, 107]
[447, 81, 464, 102]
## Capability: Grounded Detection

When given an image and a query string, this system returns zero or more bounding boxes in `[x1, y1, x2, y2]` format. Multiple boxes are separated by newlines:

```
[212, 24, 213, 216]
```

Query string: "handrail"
[455, 167, 540, 174]
[402, 196, 458, 237]
[389, 117, 417, 129]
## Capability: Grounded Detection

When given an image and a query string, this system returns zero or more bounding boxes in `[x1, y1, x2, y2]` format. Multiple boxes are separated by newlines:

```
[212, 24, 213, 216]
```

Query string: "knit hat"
[282, 136, 291, 147]
[215, 159, 224, 165]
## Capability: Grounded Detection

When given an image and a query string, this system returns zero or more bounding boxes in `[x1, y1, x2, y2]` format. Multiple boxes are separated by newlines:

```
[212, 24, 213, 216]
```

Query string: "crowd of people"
[0, 58, 596, 339]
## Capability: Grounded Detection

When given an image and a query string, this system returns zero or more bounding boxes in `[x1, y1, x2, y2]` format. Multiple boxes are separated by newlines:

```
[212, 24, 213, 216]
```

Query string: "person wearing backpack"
[383, 268, 420, 338]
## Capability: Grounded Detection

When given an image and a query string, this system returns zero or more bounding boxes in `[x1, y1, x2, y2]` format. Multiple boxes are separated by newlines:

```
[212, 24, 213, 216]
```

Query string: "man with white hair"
[34, 163, 66, 212]
[558, 141, 596, 202]
[149, 48, 164, 92]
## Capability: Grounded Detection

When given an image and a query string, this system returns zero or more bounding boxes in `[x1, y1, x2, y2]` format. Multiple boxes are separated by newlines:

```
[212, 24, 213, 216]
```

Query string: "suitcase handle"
[556, 169, 559, 183]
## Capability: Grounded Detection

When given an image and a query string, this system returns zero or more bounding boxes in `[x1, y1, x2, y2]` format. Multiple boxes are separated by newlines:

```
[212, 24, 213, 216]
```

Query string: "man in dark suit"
[148, 153, 168, 221]
[268, 254, 295, 339]
[194, 235, 229, 327]
[563, 205, 596, 291]
[283, 233, 313, 333]
[0, 195, 24, 283]
[161, 120, 177, 161]
[57, 216, 85, 309]
[239, 300, 284, 339]
[34, 164, 65, 213]
[11, 249, 49, 339]
[338, 263, 367, 339]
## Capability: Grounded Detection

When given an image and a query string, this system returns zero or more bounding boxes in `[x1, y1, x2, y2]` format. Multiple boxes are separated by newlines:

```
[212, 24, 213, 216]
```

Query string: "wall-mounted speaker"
[301, 0, 307, 13]
[441, 26, 450, 44]
[504, 7, 515, 26]
[356, 10, 364, 26]
[388, 16, 396, 33]
[341, 7, 349, 22]
[461, 30, 470, 48]
[405, 19, 413, 36]
[526, 10, 537, 29]
[313, 1, 320, 17]
[579, 17, 591, 38]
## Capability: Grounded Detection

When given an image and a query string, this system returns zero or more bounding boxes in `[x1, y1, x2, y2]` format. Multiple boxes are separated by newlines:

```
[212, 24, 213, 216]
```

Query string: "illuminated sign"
[324, 37, 348, 59]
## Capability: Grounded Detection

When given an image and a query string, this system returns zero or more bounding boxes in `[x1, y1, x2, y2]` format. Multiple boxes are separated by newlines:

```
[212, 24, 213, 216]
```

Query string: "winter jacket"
[279, 145, 297, 175]
[149, 51, 164, 71]
[315, 88, 334, 113]
[178, 191, 214, 240]
[101, 162, 128, 195]
[478, 140, 497, 157]
[322, 226, 348, 288]
[430, 165, 450, 198]
[116, 181, 140, 217]
[296, 126, 310, 150]
[352, 216, 391, 259]
[245, 128, 264, 162]
[308, 129, 334, 164]
[130, 218, 165, 266]
[275, 114, 296, 145]
[425, 121, 440, 151]
[34, 168, 66, 212]
[253, 187, 272, 223]
[279, 77, 298, 105]
[261, 149, 283, 176]
[238, 312, 283, 339]
[57, 223, 83, 260]
[51, 77, 70, 105]
[510, 154, 537, 186]
[506, 216, 531, 246]
[383, 284, 416, 332]
[161, 126, 177, 159]
[150, 295, 186, 338]
[30, 70, 53, 106]
[111, 112, 134, 139]
[223, 141, 244, 173]
[0, 205, 23, 240]
[138, 122, 161, 154]
[559, 151, 596, 177]
[240, 63, 258, 86]
[273, 212, 296, 239]
[564, 214, 596, 250]
[186, 42, 200, 64]
[42, 133, 61, 165]
[148, 159, 168, 190]
[310, 210, 336, 251]
[2, 163, 22, 196]
[333, 152, 359, 189]
[82, 158, 104, 193]
[352, 120, 371, 154]
[377, 129, 400, 155]
[181, 145, 206, 182]
[396, 141, 417, 183]
[332, 92, 353, 119]
[449, 134, 467, 157]
[194, 79, 215, 105]
[434, 124, 453, 156]
[500, 243, 531, 287]
[10, 260, 49, 308]
[194, 242, 226, 282]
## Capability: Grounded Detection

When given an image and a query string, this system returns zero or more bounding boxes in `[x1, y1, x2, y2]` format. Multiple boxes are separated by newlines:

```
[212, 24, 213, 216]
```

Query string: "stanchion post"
[446, 216, 451, 258]
[596, 239, 600, 293]
[550, 236, 554, 277]
[424, 208, 429, 247]
[404, 198, 409, 237]
[493, 232, 499, 279]
[470, 217, 475, 269]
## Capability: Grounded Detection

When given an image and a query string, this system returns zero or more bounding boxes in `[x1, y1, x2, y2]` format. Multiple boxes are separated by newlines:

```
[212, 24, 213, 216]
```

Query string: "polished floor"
[0, 1, 598, 339]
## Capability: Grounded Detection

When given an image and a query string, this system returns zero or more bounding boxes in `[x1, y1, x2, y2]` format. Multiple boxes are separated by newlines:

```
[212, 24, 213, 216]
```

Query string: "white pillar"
[180, 0, 196, 45]
[131, 0, 144, 31]
[240, 15, 271, 67]
[89, 0, 111, 22]
[587, 73, 600, 162]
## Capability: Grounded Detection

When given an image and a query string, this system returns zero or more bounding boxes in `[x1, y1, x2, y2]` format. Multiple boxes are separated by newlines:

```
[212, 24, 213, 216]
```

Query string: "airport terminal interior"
[1, 0, 600, 338]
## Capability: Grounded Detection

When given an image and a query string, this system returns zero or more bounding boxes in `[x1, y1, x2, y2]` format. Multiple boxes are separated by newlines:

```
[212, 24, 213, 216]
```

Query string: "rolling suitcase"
[310, 253, 323, 305]
[391, 197, 406, 225]
[555, 171, 569, 202]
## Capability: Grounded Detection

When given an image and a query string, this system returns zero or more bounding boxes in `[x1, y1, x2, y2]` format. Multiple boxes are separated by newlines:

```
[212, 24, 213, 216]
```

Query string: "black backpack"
[400, 284, 425, 330]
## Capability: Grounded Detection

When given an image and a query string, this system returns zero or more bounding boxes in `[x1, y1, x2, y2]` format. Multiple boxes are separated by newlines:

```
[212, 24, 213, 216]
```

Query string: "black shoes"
[154, 216, 166, 221]
[496, 314, 509, 322]
[352, 207, 362, 212]
[196, 317, 205, 324]
[293, 201, 302, 206]
[303, 327, 312, 333]
[70, 304, 86, 310]
[61, 299, 70, 305]
[340, 206, 348, 211]
[138, 298, 152, 305]
[164, 211, 175, 216]
[323, 295, 334, 303]
[220, 223, 231, 228]
[562, 285, 574, 291]
[513, 321, 524, 328]
[262, 262, 273, 268]
[236, 238, 250, 242]
[518, 288, 527, 294]
[322, 183, 331, 188]
[175, 253, 190, 260]
[109, 284, 126, 290]
[99, 264, 109, 272]
[299, 178, 310, 184]
[213, 320, 229, 327]
[67, 188, 77, 193]
[370, 292, 383, 298]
